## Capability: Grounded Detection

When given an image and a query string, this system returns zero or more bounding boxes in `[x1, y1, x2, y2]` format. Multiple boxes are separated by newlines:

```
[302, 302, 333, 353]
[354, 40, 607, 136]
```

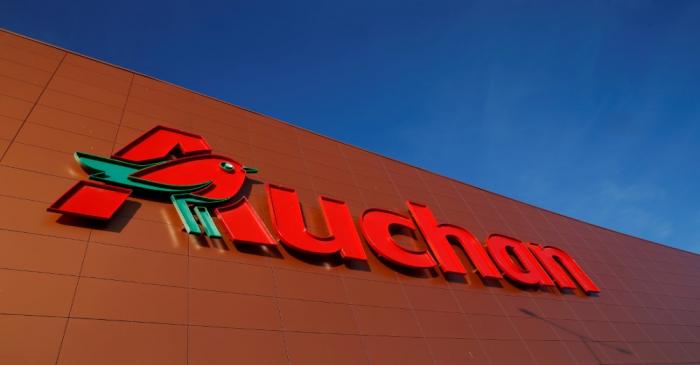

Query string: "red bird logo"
[48, 125, 256, 238]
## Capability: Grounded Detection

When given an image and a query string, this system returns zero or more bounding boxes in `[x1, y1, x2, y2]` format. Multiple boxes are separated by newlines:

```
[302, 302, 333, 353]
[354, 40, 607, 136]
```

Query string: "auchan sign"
[48, 126, 600, 295]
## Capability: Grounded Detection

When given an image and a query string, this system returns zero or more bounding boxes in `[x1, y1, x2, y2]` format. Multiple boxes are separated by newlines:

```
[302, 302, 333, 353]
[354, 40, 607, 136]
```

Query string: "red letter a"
[529, 244, 600, 294]
[215, 198, 276, 246]
[486, 234, 554, 287]
[113, 125, 212, 163]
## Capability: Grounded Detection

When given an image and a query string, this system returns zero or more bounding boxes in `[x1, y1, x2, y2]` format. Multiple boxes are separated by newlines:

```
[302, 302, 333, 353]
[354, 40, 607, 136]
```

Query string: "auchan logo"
[48, 126, 600, 295]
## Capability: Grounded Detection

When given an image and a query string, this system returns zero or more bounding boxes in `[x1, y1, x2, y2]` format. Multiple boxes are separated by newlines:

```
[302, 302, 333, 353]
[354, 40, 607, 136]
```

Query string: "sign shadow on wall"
[519, 308, 631, 363]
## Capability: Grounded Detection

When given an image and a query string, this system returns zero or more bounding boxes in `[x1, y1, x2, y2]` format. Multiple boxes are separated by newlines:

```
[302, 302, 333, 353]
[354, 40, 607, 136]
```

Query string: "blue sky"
[3, 0, 699, 253]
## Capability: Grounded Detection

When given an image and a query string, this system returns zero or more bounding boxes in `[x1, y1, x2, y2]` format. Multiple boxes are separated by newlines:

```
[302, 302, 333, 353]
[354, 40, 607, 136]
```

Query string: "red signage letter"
[360, 209, 437, 268]
[529, 244, 600, 294]
[486, 234, 554, 286]
[215, 198, 277, 246]
[267, 184, 366, 260]
[408, 202, 501, 279]
[113, 125, 212, 163]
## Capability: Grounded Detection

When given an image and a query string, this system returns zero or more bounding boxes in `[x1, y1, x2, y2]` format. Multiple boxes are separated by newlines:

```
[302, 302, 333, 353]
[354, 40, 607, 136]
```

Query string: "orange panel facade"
[0, 29, 699, 365]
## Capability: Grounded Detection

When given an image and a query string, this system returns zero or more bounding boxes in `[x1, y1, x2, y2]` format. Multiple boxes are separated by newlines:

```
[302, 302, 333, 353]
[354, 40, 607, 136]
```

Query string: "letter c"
[360, 209, 436, 268]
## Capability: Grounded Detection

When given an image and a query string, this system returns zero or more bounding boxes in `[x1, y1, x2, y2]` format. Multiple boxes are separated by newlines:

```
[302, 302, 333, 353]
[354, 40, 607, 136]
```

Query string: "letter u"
[267, 184, 367, 260]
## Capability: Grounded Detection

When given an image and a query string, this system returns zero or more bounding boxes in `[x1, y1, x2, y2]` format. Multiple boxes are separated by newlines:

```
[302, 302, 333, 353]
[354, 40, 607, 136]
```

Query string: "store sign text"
[48, 126, 600, 294]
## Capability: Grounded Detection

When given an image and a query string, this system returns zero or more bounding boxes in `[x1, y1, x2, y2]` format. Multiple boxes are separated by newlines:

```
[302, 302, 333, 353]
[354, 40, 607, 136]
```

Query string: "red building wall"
[0, 29, 698, 365]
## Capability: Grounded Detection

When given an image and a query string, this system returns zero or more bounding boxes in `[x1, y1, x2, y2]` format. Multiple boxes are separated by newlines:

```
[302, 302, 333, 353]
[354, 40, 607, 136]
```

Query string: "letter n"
[529, 244, 600, 294]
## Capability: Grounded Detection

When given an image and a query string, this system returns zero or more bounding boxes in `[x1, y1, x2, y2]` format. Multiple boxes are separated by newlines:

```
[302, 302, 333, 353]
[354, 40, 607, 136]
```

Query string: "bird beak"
[243, 166, 258, 174]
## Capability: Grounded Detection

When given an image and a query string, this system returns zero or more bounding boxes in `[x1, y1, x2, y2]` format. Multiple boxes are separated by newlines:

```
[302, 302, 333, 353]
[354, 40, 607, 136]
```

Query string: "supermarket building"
[0, 29, 699, 365]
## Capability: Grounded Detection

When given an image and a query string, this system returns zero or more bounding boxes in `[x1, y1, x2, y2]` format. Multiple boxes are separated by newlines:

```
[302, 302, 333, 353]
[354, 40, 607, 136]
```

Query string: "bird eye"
[219, 161, 235, 172]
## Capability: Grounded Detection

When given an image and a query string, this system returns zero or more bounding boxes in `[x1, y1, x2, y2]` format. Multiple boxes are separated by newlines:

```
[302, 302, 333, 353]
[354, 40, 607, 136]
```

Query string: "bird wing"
[75, 152, 209, 194]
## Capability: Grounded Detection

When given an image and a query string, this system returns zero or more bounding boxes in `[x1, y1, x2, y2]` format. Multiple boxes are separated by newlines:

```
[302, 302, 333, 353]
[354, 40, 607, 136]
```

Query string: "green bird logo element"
[48, 125, 257, 238]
